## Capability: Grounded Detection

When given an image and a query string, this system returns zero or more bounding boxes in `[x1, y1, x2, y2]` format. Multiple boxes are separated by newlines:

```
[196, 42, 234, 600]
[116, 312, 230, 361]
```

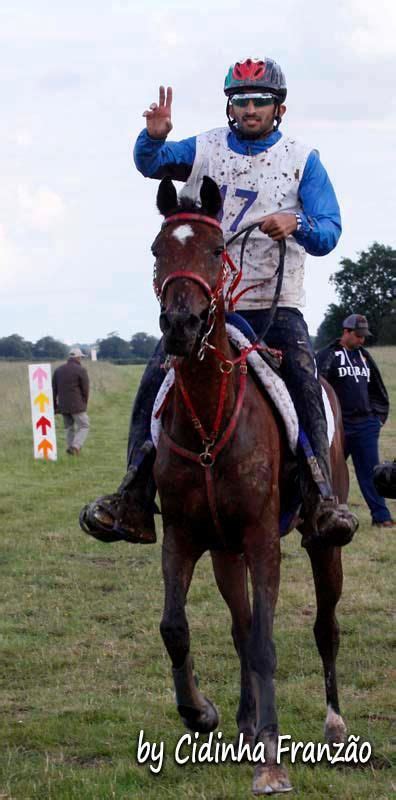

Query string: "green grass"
[0, 355, 395, 799]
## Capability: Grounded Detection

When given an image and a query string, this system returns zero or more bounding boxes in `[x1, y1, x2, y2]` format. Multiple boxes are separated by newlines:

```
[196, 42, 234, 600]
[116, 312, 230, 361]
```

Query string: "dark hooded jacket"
[316, 340, 389, 425]
[52, 358, 89, 415]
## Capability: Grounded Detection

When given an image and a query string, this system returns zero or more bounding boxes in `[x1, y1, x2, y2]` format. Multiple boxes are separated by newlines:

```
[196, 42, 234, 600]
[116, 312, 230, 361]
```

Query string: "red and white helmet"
[224, 57, 287, 103]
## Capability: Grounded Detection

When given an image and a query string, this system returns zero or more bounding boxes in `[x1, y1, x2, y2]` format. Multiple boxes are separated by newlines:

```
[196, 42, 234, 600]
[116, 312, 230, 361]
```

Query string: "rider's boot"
[79, 343, 165, 544]
[298, 430, 358, 548]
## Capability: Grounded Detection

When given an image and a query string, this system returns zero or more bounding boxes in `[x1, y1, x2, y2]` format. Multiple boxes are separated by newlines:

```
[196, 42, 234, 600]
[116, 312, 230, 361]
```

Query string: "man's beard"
[237, 116, 275, 140]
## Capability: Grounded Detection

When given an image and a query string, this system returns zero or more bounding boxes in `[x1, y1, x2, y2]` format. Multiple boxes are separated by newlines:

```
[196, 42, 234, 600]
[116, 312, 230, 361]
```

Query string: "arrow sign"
[34, 392, 49, 413]
[36, 416, 52, 435]
[38, 438, 53, 459]
[32, 366, 48, 390]
[28, 364, 57, 461]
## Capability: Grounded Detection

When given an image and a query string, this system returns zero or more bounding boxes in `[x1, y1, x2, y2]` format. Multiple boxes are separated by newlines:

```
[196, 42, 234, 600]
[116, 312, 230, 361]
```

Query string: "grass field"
[0, 353, 395, 799]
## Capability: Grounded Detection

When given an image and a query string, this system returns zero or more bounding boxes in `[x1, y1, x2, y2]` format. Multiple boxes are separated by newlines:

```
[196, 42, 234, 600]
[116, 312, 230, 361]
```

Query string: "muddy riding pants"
[235, 307, 333, 497]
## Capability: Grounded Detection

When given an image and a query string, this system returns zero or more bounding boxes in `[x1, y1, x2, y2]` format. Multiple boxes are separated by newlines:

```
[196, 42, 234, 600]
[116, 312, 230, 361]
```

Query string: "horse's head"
[152, 176, 225, 357]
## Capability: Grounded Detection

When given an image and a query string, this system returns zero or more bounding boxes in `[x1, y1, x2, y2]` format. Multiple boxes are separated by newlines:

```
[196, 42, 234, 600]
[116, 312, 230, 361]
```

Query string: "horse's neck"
[174, 316, 237, 438]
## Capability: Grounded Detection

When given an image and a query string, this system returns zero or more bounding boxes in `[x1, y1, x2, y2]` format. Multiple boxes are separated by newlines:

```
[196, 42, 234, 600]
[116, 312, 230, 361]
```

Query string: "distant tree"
[316, 242, 396, 347]
[0, 334, 32, 359]
[377, 306, 396, 345]
[97, 335, 131, 360]
[130, 332, 159, 359]
[315, 304, 349, 349]
[32, 336, 68, 359]
[330, 242, 396, 342]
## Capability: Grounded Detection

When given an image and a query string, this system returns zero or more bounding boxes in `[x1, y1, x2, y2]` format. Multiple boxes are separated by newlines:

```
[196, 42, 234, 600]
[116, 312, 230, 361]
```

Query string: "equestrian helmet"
[224, 57, 287, 103]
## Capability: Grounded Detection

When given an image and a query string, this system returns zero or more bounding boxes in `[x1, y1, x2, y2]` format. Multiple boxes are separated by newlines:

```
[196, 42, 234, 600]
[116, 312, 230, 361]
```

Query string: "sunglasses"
[230, 93, 276, 108]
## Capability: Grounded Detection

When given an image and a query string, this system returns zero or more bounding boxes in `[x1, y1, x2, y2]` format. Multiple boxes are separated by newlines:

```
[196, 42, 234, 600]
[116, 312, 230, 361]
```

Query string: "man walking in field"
[52, 348, 90, 456]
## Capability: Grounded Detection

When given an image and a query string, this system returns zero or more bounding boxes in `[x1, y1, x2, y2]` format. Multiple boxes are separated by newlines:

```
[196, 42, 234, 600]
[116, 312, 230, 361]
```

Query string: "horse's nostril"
[186, 314, 201, 331]
[160, 310, 201, 335]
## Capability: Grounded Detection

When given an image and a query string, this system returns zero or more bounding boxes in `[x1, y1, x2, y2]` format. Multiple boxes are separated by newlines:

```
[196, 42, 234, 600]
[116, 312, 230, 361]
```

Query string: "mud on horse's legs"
[160, 531, 218, 733]
[211, 551, 256, 747]
[307, 542, 347, 744]
[245, 534, 292, 795]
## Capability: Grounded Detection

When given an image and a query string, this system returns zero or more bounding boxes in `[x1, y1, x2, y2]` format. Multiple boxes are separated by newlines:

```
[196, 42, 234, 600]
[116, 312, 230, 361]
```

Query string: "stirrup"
[79, 494, 126, 543]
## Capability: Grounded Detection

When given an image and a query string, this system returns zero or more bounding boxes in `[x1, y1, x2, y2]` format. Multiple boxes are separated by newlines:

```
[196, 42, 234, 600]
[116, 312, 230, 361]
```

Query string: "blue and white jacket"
[134, 128, 341, 311]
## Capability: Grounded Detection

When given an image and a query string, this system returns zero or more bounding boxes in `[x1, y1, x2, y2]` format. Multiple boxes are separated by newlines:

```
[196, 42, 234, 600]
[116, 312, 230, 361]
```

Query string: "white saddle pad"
[151, 324, 334, 454]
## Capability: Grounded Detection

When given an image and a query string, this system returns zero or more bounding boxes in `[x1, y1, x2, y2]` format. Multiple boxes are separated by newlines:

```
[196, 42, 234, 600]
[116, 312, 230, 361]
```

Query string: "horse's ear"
[200, 176, 223, 218]
[157, 177, 178, 217]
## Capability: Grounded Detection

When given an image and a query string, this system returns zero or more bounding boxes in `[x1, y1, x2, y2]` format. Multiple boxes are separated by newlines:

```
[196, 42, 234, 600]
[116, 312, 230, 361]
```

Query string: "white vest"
[181, 128, 312, 310]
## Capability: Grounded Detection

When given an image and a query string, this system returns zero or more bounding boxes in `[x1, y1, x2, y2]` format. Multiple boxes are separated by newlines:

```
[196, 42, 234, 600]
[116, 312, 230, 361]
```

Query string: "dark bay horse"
[152, 175, 348, 795]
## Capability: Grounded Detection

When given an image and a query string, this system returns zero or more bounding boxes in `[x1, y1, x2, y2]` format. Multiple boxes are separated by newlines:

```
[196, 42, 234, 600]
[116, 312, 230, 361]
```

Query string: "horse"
[151, 175, 348, 795]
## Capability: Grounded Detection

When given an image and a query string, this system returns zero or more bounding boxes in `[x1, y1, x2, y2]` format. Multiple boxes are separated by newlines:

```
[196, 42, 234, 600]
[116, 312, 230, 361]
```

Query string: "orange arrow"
[38, 439, 53, 459]
[34, 392, 49, 413]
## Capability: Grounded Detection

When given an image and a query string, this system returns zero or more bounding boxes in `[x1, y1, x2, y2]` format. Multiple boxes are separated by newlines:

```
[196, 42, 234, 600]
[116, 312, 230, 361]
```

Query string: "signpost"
[28, 364, 57, 460]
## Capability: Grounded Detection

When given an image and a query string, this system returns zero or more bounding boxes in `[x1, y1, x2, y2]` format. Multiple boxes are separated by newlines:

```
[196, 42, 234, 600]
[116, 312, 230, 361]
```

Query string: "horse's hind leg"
[211, 551, 255, 748]
[307, 543, 347, 744]
[160, 530, 218, 733]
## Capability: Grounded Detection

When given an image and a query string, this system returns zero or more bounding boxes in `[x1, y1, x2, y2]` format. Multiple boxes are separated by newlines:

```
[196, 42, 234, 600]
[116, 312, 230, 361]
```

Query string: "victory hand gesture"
[143, 86, 173, 140]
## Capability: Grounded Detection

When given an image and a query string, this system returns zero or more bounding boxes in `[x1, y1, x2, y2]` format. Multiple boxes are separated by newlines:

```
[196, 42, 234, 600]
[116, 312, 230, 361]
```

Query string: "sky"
[1, 0, 396, 346]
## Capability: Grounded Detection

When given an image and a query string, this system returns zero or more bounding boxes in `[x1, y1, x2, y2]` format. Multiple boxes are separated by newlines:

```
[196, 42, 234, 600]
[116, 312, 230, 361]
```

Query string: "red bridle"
[153, 212, 230, 304]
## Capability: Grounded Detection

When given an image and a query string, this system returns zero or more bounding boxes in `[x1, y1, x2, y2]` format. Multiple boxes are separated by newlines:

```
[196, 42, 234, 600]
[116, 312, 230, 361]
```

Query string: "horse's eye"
[213, 246, 224, 257]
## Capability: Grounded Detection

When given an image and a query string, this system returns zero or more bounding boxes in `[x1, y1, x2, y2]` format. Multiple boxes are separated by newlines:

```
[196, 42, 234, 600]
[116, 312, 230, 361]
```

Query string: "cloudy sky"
[1, 0, 395, 346]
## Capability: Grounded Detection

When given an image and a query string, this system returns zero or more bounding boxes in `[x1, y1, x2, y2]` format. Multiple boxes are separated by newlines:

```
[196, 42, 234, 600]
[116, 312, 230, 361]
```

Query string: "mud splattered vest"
[181, 128, 312, 310]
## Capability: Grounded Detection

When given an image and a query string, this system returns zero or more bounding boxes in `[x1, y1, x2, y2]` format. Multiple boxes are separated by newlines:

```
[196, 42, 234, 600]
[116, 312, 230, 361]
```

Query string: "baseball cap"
[68, 347, 87, 358]
[342, 314, 372, 336]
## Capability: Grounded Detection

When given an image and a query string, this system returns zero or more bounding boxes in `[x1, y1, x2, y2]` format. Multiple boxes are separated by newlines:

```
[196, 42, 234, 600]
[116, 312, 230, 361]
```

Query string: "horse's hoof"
[324, 708, 347, 745]
[178, 697, 219, 733]
[252, 764, 292, 795]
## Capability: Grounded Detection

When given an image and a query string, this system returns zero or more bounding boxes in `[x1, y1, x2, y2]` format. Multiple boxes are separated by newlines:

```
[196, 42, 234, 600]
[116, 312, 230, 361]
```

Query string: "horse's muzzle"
[160, 309, 203, 356]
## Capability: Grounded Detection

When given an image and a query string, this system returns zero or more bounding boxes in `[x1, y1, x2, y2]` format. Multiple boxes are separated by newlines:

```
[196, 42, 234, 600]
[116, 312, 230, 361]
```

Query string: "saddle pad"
[151, 324, 334, 454]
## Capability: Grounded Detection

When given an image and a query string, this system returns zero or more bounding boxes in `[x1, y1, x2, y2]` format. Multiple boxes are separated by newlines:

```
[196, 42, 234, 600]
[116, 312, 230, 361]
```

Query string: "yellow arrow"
[34, 392, 49, 412]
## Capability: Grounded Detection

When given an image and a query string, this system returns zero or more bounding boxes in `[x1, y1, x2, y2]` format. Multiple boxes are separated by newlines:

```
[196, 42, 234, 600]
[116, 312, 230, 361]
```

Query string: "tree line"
[1, 243, 395, 360]
[315, 243, 396, 347]
[0, 332, 160, 362]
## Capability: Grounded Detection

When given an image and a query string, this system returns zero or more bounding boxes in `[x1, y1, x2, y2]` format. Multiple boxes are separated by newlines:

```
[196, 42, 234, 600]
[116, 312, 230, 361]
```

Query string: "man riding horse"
[80, 56, 358, 547]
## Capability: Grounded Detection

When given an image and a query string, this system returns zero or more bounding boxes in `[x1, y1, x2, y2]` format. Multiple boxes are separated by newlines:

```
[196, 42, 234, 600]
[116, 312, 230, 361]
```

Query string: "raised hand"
[143, 86, 173, 140]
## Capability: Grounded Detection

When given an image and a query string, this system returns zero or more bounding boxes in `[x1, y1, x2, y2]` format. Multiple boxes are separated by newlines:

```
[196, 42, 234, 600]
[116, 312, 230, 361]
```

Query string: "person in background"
[52, 348, 90, 456]
[317, 314, 394, 528]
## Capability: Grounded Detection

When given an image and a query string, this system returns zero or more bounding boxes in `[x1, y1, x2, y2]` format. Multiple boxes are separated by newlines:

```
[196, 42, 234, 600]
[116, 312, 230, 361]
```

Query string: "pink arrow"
[32, 367, 48, 390]
[36, 416, 52, 435]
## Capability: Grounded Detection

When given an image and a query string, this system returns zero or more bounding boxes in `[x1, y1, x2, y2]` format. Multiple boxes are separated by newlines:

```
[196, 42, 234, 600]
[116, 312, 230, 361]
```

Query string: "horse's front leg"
[307, 543, 347, 745]
[245, 527, 292, 795]
[211, 550, 256, 749]
[160, 527, 219, 733]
